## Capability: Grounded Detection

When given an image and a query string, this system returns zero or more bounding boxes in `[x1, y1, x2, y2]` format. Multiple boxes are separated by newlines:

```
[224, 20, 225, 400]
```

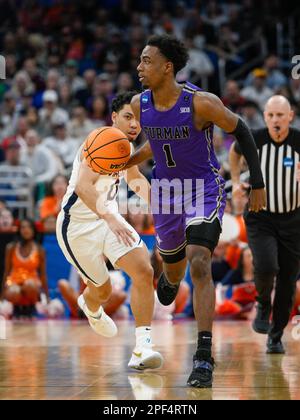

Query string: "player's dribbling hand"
[104, 214, 135, 247]
[249, 188, 266, 212]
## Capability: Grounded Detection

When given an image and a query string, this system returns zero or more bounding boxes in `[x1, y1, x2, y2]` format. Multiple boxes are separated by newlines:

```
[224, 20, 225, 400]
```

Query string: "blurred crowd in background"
[0, 0, 300, 320]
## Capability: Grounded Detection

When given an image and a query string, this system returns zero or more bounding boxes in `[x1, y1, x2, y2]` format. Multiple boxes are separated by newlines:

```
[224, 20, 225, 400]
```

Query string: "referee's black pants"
[244, 208, 300, 341]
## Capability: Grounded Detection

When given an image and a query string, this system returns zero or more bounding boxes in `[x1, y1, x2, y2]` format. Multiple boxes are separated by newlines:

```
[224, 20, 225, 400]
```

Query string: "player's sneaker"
[266, 337, 285, 354]
[77, 294, 118, 338]
[128, 347, 164, 371]
[187, 353, 215, 388]
[252, 303, 271, 334]
[157, 273, 180, 306]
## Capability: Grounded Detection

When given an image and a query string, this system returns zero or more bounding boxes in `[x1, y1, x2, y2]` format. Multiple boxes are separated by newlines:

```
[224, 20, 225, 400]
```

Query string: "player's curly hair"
[111, 91, 138, 113]
[147, 34, 189, 75]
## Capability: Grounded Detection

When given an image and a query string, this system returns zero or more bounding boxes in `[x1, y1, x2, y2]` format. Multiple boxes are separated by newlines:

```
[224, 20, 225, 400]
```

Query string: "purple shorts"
[151, 178, 226, 259]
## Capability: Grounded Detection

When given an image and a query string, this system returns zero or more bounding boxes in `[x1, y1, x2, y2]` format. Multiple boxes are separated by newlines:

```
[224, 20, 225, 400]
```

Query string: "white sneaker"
[77, 294, 118, 338]
[128, 347, 164, 371]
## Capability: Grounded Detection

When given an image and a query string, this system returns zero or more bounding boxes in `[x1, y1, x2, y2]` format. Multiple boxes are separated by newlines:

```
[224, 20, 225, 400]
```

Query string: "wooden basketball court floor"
[0, 320, 299, 400]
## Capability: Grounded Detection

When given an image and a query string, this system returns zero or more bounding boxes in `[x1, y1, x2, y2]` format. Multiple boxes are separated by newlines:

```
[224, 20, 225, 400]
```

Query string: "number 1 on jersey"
[163, 144, 176, 168]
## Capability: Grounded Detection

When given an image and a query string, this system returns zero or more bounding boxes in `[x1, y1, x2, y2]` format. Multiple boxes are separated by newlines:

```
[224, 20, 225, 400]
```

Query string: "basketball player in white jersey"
[56, 92, 163, 370]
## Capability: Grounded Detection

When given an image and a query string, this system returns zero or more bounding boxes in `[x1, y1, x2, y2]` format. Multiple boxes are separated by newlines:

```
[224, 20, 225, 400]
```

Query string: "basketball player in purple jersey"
[127, 35, 266, 388]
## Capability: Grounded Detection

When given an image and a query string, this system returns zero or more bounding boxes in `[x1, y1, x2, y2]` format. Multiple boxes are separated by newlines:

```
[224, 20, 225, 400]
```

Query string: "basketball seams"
[85, 127, 111, 152]
[84, 137, 130, 162]
[92, 154, 131, 160]
[83, 128, 130, 173]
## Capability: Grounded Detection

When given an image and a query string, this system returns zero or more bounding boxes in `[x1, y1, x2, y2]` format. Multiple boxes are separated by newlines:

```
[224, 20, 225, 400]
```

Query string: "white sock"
[136, 326, 152, 349]
[86, 304, 103, 319]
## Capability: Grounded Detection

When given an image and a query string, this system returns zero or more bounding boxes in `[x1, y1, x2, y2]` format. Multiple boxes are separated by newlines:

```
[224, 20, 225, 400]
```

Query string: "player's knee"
[188, 250, 211, 281]
[165, 267, 184, 284]
[132, 264, 154, 287]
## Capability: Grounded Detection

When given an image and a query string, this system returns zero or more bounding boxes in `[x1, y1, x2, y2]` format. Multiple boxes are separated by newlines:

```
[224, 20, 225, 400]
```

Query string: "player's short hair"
[111, 91, 138, 113]
[146, 34, 189, 75]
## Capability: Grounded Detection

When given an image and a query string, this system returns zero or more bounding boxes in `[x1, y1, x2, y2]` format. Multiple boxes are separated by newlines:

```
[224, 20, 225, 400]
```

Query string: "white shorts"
[56, 211, 143, 287]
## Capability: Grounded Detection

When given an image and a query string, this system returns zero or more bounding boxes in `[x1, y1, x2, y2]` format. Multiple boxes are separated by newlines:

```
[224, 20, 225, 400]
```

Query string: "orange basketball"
[83, 126, 131, 173]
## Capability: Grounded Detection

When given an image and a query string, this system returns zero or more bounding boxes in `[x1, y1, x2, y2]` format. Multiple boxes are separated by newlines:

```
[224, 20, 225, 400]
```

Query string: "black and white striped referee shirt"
[235, 128, 300, 214]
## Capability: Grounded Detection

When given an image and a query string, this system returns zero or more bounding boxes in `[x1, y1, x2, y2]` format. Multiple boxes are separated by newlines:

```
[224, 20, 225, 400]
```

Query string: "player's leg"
[154, 212, 188, 305]
[267, 214, 300, 354]
[56, 215, 117, 337]
[185, 219, 221, 388]
[244, 211, 279, 334]
[117, 245, 154, 327]
[104, 216, 163, 370]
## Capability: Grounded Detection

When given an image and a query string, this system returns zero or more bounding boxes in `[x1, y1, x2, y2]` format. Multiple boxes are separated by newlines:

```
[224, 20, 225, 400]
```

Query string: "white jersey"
[61, 145, 129, 221]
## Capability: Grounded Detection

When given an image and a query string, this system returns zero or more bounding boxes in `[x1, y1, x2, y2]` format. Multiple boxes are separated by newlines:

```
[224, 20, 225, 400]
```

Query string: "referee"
[229, 95, 300, 354]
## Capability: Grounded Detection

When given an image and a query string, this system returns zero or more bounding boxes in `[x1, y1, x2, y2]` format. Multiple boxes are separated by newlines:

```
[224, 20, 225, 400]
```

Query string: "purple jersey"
[141, 82, 222, 185]
[140, 82, 226, 257]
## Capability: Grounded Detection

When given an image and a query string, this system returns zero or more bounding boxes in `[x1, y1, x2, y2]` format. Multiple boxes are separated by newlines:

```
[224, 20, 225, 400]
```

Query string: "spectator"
[26, 106, 43, 134]
[60, 59, 86, 95]
[221, 80, 246, 113]
[239, 100, 265, 130]
[92, 73, 114, 103]
[2, 218, 49, 317]
[39, 175, 68, 222]
[46, 69, 61, 92]
[67, 106, 96, 140]
[38, 90, 69, 138]
[0, 91, 21, 139]
[291, 103, 300, 130]
[43, 120, 79, 170]
[22, 129, 63, 185]
[216, 247, 257, 319]
[0, 207, 17, 233]
[75, 69, 97, 108]
[11, 70, 35, 99]
[0, 206, 17, 295]
[213, 128, 228, 173]
[241, 68, 274, 111]
[58, 272, 128, 320]
[244, 55, 287, 90]
[290, 78, 300, 104]
[116, 72, 135, 94]
[58, 83, 77, 114]
[177, 36, 214, 84]
[89, 96, 110, 127]
[0, 138, 31, 208]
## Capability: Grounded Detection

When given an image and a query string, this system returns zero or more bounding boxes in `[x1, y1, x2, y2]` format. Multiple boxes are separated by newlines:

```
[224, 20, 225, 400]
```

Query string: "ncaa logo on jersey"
[142, 95, 149, 104]
[180, 107, 190, 113]
[283, 157, 294, 168]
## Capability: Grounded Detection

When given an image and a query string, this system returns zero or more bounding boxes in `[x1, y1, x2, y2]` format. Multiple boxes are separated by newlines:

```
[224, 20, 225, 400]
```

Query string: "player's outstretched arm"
[125, 165, 151, 205]
[125, 140, 153, 169]
[194, 92, 266, 212]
